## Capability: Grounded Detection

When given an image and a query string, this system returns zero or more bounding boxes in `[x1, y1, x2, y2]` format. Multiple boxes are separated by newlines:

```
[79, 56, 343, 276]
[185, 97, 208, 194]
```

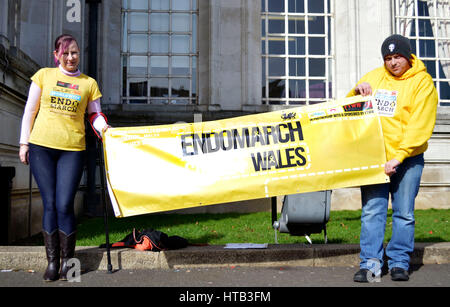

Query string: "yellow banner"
[103, 96, 388, 217]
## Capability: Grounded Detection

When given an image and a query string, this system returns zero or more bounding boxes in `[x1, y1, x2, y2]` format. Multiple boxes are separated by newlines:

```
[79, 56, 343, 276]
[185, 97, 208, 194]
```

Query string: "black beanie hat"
[381, 34, 412, 60]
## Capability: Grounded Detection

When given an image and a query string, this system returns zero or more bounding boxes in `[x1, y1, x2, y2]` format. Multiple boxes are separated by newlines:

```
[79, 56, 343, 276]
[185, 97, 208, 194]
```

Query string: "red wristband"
[88, 112, 108, 139]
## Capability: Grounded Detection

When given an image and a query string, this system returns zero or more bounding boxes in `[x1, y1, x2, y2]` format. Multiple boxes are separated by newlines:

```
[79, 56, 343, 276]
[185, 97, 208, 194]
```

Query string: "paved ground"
[1, 264, 448, 287]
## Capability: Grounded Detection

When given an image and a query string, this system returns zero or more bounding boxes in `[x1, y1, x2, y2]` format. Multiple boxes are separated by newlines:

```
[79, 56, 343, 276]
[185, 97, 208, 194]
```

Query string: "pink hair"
[53, 34, 78, 66]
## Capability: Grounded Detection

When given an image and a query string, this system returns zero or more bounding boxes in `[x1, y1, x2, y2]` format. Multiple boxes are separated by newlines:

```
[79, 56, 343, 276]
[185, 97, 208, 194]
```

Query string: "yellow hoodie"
[347, 54, 438, 163]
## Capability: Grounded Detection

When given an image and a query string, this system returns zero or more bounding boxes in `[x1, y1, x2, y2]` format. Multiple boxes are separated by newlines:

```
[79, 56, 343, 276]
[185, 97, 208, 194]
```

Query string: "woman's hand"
[19, 144, 30, 165]
[354, 82, 373, 96]
[103, 125, 111, 133]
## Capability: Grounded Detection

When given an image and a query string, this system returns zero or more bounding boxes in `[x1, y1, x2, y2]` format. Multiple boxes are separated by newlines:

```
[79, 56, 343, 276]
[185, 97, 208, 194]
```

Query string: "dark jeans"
[29, 143, 85, 234]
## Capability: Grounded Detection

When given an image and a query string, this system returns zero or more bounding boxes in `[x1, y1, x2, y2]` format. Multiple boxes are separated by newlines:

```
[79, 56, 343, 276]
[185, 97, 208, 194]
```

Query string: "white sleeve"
[88, 98, 102, 113]
[19, 82, 41, 145]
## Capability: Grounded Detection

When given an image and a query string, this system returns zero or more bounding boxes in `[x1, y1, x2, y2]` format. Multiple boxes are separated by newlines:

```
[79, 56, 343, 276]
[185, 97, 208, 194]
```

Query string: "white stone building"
[1, 0, 449, 242]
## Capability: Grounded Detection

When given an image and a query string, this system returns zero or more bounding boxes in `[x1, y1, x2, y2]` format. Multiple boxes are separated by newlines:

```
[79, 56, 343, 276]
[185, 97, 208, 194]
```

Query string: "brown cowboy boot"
[42, 230, 60, 281]
[58, 230, 77, 281]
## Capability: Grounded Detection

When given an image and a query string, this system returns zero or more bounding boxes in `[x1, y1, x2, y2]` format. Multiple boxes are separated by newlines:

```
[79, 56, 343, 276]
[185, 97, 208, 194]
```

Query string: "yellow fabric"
[29, 67, 102, 151]
[347, 54, 438, 163]
[103, 96, 389, 217]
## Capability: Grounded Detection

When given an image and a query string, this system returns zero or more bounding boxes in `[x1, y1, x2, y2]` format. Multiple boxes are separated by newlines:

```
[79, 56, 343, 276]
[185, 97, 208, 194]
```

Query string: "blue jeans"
[359, 153, 424, 272]
[29, 143, 85, 235]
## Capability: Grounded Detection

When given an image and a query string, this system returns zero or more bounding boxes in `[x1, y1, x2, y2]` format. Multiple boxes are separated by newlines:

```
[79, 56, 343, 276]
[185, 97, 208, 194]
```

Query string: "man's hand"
[385, 159, 401, 177]
[354, 82, 373, 96]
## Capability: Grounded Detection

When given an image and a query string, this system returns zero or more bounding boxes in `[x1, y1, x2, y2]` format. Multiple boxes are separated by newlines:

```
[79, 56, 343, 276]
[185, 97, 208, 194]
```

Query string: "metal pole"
[271, 196, 279, 244]
[98, 138, 113, 273]
[28, 167, 32, 238]
[271, 196, 277, 225]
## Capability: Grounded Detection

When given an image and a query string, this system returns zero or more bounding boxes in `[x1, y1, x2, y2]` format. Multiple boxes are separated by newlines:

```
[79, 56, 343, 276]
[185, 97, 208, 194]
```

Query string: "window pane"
[308, 0, 323, 13]
[440, 81, 450, 100]
[417, 1, 433, 34]
[288, 0, 304, 13]
[172, 56, 189, 75]
[129, 0, 148, 10]
[410, 39, 417, 55]
[289, 58, 305, 76]
[129, 13, 148, 31]
[172, 0, 190, 10]
[262, 58, 266, 97]
[268, 79, 285, 98]
[398, 18, 414, 35]
[150, 56, 168, 74]
[418, 19, 434, 37]
[423, 60, 436, 78]
[288, 17, 305, 34]
[129, 56, 147, 75]
[151, 0, 169, 10]
[309, 58, 325, 76]
[150, 78, 169, 97]
[268, 38, 285, 54]
[268, 57, 285, 75]
[269, 15, 285, 33]
[150, 13, 169, 31]
[419, 39, 435, 57]
[172, 13, 190, 32]
[437, 40, 448, 59]
[289, 79, 306, 98]
[122, 57, 127, 96]
[172, 78, 190, 97]
[129, 80, 147, 96]
[192, 56, 197, 97]
[289, 37, 305, 54]
[172, 35, 190, 53]
[192, 14, 197, 52]
[309, 80, 326, 98]
[150, 34, 169, 52]
[122, 13, 128, 51]
[262, 18, 266, 37]
[309, 37, 325, 55]
[130, 34, 148, 52]
[269, 0, 284, 12]
[308, 16, 324, 34]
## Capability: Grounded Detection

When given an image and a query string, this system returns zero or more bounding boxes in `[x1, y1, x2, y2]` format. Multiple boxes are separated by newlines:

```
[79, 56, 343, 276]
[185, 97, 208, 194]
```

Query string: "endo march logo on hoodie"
[373, 89, 398, 117]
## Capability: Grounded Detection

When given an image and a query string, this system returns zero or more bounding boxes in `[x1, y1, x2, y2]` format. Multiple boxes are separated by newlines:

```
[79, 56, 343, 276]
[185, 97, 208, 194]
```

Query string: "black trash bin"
[0, 165, 15, 245]
[273, 190, 331, 244]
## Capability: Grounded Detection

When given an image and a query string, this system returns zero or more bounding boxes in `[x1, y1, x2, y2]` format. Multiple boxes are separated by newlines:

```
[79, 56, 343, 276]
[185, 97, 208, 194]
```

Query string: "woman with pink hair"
[19, 34, 109, 281]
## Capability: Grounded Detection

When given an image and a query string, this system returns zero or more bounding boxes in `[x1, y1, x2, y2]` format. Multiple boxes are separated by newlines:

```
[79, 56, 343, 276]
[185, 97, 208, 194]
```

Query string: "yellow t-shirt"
[29, 67, 102, 151]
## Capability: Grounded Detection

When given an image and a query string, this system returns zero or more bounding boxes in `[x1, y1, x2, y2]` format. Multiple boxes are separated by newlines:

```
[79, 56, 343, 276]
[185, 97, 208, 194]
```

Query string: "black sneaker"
[390, 267, 409, 281]
[354, 269, 369, 282]
[353, 269, 380, 282]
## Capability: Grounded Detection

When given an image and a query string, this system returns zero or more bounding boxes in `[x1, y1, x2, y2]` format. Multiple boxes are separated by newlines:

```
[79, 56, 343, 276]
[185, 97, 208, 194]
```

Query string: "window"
[261, 0, 334, 105]
[394, 0, 450, 106]
[121, 0, 198, 104]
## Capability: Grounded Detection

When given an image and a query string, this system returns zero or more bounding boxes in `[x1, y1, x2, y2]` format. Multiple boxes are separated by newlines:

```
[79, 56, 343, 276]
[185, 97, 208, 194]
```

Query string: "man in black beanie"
[381, 34, 412, 63]
[347, 34, 438, 282]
